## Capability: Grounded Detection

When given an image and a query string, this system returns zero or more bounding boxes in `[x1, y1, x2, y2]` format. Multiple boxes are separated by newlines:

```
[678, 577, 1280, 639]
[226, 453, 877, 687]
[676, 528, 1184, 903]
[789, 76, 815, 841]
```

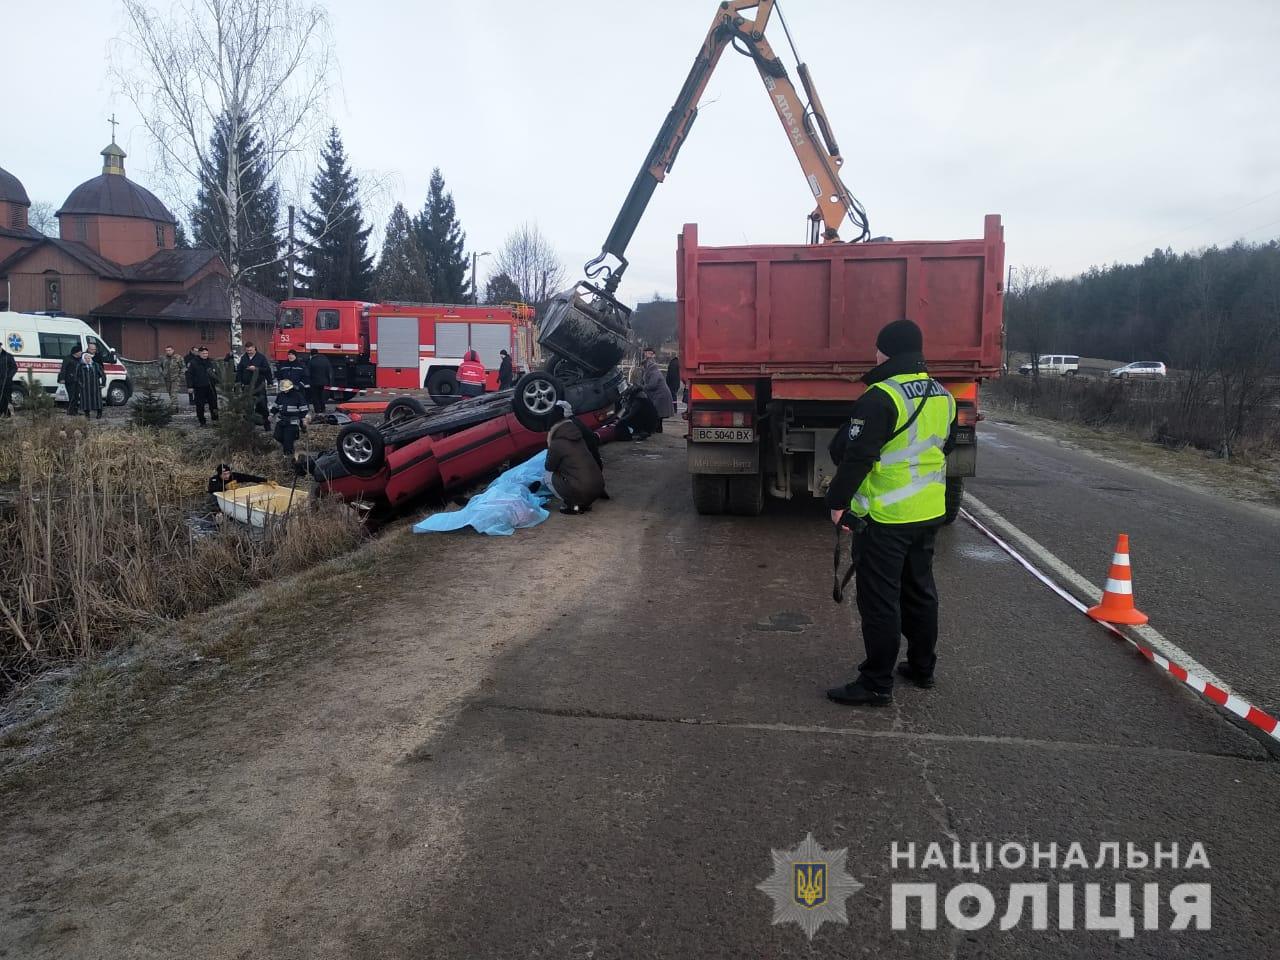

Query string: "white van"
[1018, 354, 1079, 376]
[2, 311, 132, 408]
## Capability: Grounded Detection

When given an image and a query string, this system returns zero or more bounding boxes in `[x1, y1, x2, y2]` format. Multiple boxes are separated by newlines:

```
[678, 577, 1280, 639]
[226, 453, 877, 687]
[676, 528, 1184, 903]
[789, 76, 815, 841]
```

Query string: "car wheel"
[426, 368, 460, 406]
[512, 371, 565, 431]
[8, 382, 26, 411]
[943, 476, 964, 525]
[107, 382, 130, 406]
[691, 475, 728, 515]
[384, 396, 429, 425]
[336, 421, 386, 477]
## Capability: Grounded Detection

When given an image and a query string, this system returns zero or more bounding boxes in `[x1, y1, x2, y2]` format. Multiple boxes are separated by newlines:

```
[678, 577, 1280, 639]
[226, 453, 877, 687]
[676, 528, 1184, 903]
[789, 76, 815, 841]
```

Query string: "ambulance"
[1, 311, 133, 409]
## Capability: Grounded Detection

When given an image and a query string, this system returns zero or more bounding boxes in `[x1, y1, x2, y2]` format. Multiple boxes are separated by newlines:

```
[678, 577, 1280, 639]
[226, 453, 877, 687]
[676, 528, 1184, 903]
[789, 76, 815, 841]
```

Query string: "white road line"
[963, 492, 1236, 697]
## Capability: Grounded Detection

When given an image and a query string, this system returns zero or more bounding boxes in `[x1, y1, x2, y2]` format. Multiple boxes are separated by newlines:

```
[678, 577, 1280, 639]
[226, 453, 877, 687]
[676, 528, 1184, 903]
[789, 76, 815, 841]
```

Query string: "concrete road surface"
[2, 422, 1277, 959]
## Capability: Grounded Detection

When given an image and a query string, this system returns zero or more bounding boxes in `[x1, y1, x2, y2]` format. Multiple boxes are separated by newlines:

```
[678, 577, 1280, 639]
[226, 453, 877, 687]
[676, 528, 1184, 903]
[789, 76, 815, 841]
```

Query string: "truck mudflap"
[688, 440, 760, 475]
[947, 443, 977, 478]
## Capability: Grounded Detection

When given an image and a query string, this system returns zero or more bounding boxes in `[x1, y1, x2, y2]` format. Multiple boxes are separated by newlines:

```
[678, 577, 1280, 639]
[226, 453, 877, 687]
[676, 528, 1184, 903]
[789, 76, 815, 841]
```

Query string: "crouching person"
[544, 402, 605, 515]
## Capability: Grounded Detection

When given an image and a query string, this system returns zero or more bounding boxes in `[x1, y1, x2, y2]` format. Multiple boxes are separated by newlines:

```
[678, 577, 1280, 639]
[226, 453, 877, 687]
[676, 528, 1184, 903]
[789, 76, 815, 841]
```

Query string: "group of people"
[616, 346, 679, 441]
[157, 343, 336, 453]
[55, 343, 109, 420]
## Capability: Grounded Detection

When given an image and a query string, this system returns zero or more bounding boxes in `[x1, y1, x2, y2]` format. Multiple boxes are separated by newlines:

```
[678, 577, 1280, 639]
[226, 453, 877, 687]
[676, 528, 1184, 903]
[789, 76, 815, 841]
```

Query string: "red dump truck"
[679, 214, 1006, 520]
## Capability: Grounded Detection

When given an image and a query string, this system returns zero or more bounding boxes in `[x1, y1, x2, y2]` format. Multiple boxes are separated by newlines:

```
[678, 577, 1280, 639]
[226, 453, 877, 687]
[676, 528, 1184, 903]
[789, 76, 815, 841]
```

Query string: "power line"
[1105, 186, 1280, 262]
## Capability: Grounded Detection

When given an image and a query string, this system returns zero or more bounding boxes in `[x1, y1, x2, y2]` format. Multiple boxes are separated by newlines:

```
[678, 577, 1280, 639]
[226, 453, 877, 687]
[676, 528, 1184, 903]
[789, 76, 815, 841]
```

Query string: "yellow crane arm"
[585, 0, 870, 291]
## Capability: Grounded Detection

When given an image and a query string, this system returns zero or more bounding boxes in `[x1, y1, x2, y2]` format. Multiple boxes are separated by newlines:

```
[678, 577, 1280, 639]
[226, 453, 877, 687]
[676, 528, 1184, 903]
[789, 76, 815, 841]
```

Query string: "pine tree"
[173, 221, 192, 249]
[130, 380, 174, 428]
[191, 117, 285, 301]
[413, 168, 470, 303]
[374, 203, 432, 302]
[298, 127, 374, 300]
[484, 271, 523, 305]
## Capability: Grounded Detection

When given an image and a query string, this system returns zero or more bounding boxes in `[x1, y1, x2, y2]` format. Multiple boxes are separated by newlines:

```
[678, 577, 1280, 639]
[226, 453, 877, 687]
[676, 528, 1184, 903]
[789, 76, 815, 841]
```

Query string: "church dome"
[0, 165, 30, 206]
[56, 141, 176, 224]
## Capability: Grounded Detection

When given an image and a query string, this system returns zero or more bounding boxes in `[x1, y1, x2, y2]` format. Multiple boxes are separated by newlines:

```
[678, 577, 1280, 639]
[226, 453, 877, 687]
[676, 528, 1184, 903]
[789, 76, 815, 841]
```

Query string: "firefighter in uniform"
[825, 319, 957, 706]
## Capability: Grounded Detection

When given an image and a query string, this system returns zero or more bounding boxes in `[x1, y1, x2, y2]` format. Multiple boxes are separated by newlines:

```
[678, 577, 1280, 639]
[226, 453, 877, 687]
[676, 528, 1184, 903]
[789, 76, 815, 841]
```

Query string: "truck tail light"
[691, 409, 754, 428]
[956, 401, 977, 427]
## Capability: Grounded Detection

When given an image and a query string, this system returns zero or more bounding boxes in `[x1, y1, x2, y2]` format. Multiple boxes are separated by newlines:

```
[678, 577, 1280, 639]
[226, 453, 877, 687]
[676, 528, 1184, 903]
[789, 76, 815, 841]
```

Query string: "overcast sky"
[4, 0, 1279, 304]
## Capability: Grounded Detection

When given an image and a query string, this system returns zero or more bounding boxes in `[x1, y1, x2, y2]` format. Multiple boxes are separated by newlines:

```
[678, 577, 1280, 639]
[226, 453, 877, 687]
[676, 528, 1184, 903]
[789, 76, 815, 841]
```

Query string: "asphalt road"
[3, 422, 1277, 958]
[970, 420, 1280, 716]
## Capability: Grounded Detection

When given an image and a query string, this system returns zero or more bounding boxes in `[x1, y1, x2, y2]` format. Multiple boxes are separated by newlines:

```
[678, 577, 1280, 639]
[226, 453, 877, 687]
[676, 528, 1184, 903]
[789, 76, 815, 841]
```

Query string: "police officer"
[825, 319, 957, 706]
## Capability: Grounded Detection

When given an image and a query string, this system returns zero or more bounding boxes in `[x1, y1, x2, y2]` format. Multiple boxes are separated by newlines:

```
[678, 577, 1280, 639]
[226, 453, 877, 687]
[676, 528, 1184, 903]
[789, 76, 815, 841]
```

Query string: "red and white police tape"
[320, 385, 406, 398]
[960, 508, 1280, 743]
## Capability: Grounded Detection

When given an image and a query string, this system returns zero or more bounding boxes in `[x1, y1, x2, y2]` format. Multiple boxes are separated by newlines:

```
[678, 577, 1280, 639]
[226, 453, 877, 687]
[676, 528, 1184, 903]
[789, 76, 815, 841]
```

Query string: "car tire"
[692, 475, 728, 515]
[107, 382, 130, 406]
[942, 476, 964, 525]
[383, 396, 429, 425]
[512, 371, 565, 432]
[726, 473, 764, 516]
[425, 368, 460, 405]
[548, 355, 588, 385]
[336, 421, 386, 477]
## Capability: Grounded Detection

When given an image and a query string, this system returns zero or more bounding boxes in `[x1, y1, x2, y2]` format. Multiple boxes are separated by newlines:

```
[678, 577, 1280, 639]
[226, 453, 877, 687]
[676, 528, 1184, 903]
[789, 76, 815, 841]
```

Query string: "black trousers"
[854, 521, 941, 692]
[193, 385, 219, 424]
[253, 392, 270, 429]
[309, 384, 327, 413]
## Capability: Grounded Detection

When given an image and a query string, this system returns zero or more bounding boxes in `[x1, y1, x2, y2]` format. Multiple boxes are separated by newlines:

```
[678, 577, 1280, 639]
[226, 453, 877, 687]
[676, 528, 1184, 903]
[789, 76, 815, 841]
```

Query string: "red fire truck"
[272, 299, 538, 401]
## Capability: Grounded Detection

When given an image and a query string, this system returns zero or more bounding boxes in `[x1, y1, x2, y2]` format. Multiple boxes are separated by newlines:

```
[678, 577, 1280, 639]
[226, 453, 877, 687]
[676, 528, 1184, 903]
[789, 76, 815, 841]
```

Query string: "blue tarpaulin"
[413, 450, 552, 537]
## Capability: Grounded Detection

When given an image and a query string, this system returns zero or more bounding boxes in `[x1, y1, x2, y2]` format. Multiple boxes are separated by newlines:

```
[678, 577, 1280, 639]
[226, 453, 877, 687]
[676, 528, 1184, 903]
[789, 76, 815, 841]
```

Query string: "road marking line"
[962, 493, 1229, 690]
[962, 495, 1279, 742]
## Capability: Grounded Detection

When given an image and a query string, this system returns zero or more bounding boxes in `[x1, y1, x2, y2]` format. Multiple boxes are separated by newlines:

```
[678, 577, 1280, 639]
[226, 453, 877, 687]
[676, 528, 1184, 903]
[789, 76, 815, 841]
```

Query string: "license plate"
[691, 427, 754, 443]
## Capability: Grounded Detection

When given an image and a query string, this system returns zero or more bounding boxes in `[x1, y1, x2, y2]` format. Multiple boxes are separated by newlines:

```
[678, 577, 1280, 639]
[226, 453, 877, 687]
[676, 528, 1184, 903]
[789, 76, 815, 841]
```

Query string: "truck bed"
[677, 216, 1005, 389]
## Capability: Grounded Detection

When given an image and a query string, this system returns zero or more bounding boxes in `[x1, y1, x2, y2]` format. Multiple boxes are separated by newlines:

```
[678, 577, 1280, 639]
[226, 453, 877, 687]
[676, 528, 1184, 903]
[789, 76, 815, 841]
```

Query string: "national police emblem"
[847, 418, 864, 440]
[756, 833, 863, 939]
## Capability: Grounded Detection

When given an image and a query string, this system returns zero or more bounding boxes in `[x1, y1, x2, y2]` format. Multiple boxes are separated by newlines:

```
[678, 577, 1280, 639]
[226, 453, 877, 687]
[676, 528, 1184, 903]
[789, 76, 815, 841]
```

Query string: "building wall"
[59, 214, 172, 266]
[2, 199, 29, 232]
[93, 318, 276, 361]
[4, 244, 128, 316]
[0, 233, 37, 267]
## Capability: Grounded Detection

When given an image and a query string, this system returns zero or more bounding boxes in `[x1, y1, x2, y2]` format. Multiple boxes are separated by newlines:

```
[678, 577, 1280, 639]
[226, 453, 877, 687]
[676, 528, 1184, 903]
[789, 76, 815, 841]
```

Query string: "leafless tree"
[27, 201, 58, 237]
[1006, 264, 1053, 378]
[493, 222, 566, 306]
[112, 0, 332, 348]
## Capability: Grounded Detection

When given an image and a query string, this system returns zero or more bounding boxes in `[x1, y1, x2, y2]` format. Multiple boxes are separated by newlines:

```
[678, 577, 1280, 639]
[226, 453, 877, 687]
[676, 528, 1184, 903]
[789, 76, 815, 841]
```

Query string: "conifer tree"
[413, 168, 470, 303]
[374, 202, 432, 302]
[298, 127, 374, 300]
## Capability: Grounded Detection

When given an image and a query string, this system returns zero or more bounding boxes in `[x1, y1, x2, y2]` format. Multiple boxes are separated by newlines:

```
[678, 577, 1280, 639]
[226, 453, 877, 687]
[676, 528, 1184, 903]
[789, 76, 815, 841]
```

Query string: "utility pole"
[287, 205, 296, 299]
[471, 250, 491, 305]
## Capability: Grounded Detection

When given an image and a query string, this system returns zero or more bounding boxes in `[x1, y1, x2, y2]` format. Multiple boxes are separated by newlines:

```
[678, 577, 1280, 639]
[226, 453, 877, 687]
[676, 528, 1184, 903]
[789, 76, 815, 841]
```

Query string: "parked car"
[1018, 354, 1079, 376]
[1109, 361, 1167, 379]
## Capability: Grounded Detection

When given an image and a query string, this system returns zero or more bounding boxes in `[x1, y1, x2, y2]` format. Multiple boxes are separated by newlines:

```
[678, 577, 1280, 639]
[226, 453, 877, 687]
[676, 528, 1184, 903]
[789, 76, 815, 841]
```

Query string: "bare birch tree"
[493, 222, 567, 305]
[112, 0, 331, 348]
[27, 201, 59, 237]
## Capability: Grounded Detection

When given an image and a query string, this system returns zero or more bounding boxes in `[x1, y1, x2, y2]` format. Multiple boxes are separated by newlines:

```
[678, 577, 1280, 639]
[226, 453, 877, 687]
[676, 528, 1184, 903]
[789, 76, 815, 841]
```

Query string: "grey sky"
[4, 0, 1279, 304]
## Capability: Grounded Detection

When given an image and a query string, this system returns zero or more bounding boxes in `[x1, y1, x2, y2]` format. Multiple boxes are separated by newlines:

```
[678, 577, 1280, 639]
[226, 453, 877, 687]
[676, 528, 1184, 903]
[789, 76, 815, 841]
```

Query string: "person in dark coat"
[270, 363, 310, 457]
[666, 356, 681, 411]
[206, 463, 266, 514]
[275, 349, 309, 389]
[497, 349, 514, 389]
[615, 385, 661, 441]
[186, 346, 221, 426]
[235, 342, 274, 430]
[74, 352, 106, 420]
[58, 346, 84, 415]
[0, 345, 17, 417]
[544, 402, 606, 515]
[307, 349, 333, 413]
[640, 346, 675, 430]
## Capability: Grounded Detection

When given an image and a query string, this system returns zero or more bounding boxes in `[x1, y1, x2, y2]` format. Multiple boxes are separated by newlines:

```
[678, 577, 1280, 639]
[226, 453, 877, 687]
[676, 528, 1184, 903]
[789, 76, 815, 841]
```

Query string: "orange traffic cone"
[1087, 534, 1148, 625]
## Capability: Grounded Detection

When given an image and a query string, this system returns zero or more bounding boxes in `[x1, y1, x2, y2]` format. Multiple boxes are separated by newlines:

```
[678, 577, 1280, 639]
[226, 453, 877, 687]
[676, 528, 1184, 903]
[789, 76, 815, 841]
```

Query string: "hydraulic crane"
[584, 0, 871, 294]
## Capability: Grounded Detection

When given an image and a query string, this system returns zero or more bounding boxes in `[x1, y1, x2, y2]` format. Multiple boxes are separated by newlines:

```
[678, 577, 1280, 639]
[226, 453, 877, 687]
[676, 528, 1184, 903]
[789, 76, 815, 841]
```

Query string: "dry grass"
[0, 420, 364, 689]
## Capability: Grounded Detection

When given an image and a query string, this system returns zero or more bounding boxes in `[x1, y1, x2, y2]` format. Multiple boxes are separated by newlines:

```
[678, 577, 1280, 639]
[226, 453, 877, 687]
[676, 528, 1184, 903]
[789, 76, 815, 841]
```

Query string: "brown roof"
[90, 275, 277, 324]
[0, 224, 42, 243]
[58, 173, 175, 224]
[0, 238, 128, 279]
[0, 240, 222, 283]
[0, 166, 30, 206]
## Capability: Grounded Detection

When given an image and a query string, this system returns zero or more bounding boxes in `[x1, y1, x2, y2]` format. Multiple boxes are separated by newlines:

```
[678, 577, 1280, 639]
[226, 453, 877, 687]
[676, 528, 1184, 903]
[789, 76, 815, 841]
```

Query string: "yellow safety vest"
[849, 373, 955, 524]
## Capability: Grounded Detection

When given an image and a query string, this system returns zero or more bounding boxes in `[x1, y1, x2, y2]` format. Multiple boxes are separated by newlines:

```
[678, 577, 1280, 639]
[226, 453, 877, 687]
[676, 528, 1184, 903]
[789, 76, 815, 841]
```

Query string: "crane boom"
[585, 0, 870, 292]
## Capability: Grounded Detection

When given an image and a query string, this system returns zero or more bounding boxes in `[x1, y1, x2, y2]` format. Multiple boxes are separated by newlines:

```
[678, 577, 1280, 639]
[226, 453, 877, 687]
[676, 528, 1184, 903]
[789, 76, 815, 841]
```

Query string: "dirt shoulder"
[983, 399, 1280, 513]
[0, 431, 678, 959]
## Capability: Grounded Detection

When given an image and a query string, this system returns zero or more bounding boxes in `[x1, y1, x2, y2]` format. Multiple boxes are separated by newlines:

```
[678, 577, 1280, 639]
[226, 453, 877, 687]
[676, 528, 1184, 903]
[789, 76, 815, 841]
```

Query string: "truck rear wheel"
[943, 476, 964, 525]
[426, 368, 460, 405]
[726, 474, 764, 516]
[691, 475, 728, 515]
